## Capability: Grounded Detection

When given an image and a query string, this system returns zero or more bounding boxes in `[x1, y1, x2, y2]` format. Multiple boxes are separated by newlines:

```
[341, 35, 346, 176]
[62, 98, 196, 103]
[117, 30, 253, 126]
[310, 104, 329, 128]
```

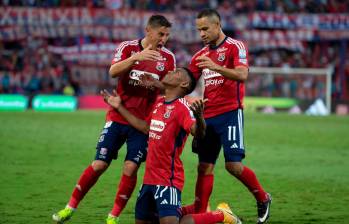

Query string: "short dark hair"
[197, 9, 221, 21]
[181, 67, 197, 94]
[147, 15, 172, 28]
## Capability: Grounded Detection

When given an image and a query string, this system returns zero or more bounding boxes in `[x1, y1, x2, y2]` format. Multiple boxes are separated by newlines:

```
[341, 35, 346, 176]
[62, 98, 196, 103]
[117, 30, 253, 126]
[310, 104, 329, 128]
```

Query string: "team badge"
[218, 53, 225, 62]
[156, 62, 165, 71]
[239, 49, 246, 59]
[164, 105, 174, 119]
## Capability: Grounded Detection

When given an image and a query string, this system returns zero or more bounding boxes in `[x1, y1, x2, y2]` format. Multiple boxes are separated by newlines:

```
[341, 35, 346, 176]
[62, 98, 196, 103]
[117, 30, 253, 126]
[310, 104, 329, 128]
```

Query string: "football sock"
[194, 174, 214, 213]
[182, 174, 214, 214]
[190, 211, 224, 224]
[68, 165, 100, 208]
[110, 174, 137, 216]
[181, 204, 196, 216]
[238, 166, 268, 202]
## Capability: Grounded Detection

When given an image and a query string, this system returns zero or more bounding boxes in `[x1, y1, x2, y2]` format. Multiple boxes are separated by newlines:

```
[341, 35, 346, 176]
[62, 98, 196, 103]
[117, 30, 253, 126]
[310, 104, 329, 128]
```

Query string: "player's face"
[146, 26, 170, 49]
[162, 69, 185, 87]
[196, 17, 220, 45]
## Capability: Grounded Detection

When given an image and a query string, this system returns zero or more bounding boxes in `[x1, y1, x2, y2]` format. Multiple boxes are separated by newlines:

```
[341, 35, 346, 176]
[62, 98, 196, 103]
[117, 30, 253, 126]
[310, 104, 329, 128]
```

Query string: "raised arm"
[100, 90, 149, 134]
[109, 44, 161, 78]
[189, 99, 207, 138]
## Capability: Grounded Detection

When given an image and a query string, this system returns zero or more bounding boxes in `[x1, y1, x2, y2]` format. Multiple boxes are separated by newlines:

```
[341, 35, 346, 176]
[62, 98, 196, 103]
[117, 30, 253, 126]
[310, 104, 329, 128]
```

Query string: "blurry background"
[0, 0, 348, 112]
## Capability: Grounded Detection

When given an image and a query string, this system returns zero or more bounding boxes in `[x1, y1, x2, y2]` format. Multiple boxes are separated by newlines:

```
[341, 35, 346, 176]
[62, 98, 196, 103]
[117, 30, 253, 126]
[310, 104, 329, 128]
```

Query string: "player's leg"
[181, 126, 221, 215]
[135, 185, 158, 224]
[53, 121, 126, 223]
[180, 203, 241, 224]
[154, 185, 182, 224]
[220, 109, 271, 224]
[108, 126, 148, 220]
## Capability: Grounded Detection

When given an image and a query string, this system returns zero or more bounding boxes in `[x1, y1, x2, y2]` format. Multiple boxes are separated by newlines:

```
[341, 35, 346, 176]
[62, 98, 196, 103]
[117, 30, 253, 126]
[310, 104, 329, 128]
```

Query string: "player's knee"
[123, 160, 139, 177]
[91, 160, 109, 173]
[179, 215, 194, 224]
[225, 162, 243, 177]
[197, 163, 215, 175]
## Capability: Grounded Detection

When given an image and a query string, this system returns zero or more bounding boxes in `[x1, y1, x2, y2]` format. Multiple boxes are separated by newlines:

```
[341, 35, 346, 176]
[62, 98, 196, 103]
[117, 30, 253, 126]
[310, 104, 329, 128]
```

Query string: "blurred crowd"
[1, 0, 348, 101]
[1, 0, 348, 13]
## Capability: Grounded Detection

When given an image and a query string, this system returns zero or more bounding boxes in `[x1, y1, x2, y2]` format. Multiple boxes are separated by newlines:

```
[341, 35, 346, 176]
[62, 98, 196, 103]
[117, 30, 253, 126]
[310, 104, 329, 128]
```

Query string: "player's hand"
[132, 45, 160, 61]
[139, 72, 157, 87]
[190, 99, 208, 118]
[100, 89, 121, 109]
[196, 55, 218, 70]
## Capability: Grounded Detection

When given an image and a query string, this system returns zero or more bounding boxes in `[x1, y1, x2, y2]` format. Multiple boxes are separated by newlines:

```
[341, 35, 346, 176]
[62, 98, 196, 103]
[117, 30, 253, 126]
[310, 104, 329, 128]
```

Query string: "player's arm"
[100, 90, 150, 134]
[196, 55, 248, 81]
[139, 73, 165, 91]
[109, 45, 161, 78]
[189, 99, 206, 138]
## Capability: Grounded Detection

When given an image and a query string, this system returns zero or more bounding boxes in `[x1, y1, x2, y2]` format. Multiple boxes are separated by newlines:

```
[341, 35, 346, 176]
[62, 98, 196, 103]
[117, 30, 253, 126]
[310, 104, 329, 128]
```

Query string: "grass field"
[0, 111, 349, 224]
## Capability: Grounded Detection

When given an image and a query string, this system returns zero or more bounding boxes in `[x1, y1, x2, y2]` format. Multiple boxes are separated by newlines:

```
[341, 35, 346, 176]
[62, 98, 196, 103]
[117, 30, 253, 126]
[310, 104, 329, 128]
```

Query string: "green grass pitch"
[0, 111, 349, 223]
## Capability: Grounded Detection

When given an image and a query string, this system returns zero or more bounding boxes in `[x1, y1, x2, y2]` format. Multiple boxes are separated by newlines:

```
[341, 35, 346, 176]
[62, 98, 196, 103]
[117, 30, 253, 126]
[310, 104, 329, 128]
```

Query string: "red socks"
[190, 211, 224, 224]
[68, 165, 100, 208]
[238, 166, 268, 202]
[110, 174, 137, 216]
[182, 174, 214, 215]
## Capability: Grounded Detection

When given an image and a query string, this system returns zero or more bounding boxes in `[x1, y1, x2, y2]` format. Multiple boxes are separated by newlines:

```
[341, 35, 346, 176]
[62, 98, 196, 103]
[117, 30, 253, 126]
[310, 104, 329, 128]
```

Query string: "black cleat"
[257, 193, 272, 224]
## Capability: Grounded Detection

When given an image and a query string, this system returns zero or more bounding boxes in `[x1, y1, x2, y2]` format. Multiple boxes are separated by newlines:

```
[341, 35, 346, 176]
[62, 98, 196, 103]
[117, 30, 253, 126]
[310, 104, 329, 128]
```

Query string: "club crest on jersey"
[156, 62, 165, 71]
[218, 53, 225, 62]
[164, 105, 174, 119]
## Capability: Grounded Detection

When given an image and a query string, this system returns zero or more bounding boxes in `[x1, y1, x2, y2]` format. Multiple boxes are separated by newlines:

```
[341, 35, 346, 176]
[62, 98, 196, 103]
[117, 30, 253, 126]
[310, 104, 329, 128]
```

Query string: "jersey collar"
[164, 97, 179, 104]
[139, 39, 144, 50]
[209, 36, 227, 50]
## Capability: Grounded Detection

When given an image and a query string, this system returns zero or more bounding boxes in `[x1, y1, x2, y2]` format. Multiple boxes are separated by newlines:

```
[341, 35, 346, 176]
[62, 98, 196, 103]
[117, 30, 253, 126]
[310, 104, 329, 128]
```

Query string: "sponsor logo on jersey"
[156, 62, 165, 71]
[218, 53, 225, 62]
[202, 68, 222, 79]
[129, 69, 160, 81]
[205, 79, 224, 87]
[150, 119, 165, 132]
[217, 47, 227, 52]
[239, 49, 247, 59]
[149, 131, 162, 140]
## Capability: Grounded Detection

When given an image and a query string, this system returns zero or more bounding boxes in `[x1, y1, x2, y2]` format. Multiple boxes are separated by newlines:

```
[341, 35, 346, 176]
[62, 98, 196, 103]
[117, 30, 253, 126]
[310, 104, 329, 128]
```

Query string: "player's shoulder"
[192, 46, 209, 59]
[160, 46, 176, 61]
[177, 97, 192, 111]
[116, 39, 139, 50]
[225, 37, 247, 50]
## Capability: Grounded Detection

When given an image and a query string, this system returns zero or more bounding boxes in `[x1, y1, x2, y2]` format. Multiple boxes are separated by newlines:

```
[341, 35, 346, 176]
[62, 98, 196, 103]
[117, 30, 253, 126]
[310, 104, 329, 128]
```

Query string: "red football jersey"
[143, 97, 195, 191]
[107, 39, 176, 124]
[189, 37, 248, 118]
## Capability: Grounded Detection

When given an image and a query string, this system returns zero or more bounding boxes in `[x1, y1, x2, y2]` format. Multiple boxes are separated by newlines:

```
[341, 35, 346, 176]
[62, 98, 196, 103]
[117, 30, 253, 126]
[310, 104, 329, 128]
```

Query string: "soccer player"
[101, 67, 241, 224]
[181, 9, 272, 224]
[52, 15, 175, 224]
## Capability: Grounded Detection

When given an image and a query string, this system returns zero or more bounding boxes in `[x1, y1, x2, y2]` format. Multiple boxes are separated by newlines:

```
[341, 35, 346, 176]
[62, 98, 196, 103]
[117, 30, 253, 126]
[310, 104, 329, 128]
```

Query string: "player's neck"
[212, 32, 226, 48]
[164, 89, 181, 102]
[141, 38, 154, 50]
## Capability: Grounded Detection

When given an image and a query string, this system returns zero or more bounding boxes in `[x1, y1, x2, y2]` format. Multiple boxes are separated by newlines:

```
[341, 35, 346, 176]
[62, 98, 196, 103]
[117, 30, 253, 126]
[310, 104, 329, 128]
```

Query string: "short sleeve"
[232, 41, 249, 68]
[177, 100, 196, 133]
[188, 56, 202, 81]
[111, 41, 132, 65]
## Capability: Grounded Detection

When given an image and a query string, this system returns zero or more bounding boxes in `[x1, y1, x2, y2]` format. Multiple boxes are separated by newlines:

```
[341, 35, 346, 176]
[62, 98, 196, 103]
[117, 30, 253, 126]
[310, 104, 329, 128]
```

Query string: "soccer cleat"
[106, 214, 119, 224]
[217, 202, 242, 224]
[52, 206, 75, 223]
[257, 193, 272, 224]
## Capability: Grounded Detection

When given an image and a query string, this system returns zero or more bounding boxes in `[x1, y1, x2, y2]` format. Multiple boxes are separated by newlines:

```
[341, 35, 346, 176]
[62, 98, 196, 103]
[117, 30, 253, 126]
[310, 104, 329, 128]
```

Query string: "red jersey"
[107, 39, 176, 124]
[189, 37, 248, 118]
[143, 97, 195, 191]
